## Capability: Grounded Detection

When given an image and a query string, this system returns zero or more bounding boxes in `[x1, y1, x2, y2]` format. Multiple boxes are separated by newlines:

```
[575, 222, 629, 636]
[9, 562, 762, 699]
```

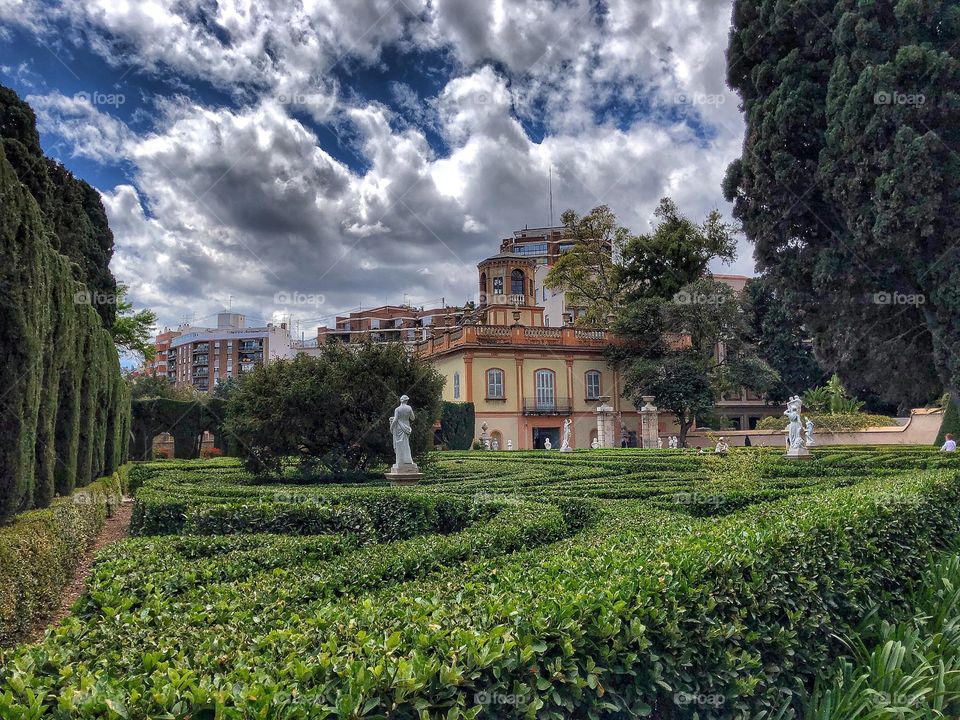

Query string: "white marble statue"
[591, 438, 600, 449]
[715, 437, 729, 454]
[544, 437, 553, 450]
[560, 418, 572, 451]
[506, 440, 513, 451]
[804, 417, 815, 447]
[491, 439, 500, 451]
[389, 395, 415, 469]
[657, 437, 663, 449]
[784, 396, 804, 450]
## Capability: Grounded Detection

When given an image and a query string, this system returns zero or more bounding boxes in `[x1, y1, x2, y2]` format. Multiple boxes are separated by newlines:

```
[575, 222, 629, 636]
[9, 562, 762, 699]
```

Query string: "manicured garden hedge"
[1, 451, 959, 718]
[0, 467, 127, 647]
[0, 88, 130, 523]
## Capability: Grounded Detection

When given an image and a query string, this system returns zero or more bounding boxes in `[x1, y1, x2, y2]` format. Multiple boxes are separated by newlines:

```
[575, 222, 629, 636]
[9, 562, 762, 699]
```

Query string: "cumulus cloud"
[18, 0, 753, 332]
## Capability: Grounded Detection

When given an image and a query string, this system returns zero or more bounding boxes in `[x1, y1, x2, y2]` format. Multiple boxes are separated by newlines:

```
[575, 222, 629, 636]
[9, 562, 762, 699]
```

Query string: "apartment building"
[168, 312, 296, 391]
[317, 305, 466, 346]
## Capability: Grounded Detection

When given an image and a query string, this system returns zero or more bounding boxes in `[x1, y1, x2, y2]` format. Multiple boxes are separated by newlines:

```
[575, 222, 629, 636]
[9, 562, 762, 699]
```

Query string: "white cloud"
[21, 0, 754, 330]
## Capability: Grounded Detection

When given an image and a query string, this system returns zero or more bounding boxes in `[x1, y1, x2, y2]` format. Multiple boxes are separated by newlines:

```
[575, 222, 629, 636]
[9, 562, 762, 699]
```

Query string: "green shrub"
[757, 412, 898, 431]
[439, 401, 475, 450]
[0, 469, 124, 647]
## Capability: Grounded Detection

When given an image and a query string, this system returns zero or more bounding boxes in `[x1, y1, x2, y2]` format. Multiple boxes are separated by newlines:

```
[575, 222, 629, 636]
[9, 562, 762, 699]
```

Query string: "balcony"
[193, 344, 209, 353]
[522, 397, 572, 415]
[193, 355, 208, 366]
[193, 368, 208, 378]
[238, 351, 263, 362]
[239, 341, 263, 352]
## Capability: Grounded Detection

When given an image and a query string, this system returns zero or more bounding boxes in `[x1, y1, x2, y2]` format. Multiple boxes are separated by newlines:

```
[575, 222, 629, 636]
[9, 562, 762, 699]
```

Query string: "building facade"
[317, 305, 465, 346]
[418, 252, 681, 449]
[168, 313, 297, 392]
[148, 329, 181, 377]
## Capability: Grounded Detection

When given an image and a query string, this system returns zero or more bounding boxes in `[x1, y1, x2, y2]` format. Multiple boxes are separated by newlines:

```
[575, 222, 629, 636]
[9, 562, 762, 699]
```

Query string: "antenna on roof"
[548, 165, 554, 226]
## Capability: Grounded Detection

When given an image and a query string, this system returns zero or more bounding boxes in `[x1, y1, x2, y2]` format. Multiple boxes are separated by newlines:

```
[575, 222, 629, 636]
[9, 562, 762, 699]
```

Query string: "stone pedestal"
[783, 446, 812, 460]
[639, 395, 659, 449]
[386, 462, 423, 485]
[595, 396, 616, 448]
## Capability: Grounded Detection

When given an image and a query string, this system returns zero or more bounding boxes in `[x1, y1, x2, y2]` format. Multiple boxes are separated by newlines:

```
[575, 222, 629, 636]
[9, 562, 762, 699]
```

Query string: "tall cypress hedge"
[0, 95, 129, 523]
[439, 402, 475, 450]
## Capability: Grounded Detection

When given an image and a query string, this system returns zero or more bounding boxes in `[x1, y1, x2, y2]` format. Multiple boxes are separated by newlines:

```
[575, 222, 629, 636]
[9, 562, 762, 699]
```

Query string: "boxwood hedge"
[1, 449, 959, 718]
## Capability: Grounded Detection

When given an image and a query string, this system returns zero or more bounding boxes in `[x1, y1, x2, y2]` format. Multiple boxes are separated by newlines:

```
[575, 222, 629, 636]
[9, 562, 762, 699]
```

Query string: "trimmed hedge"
[0, 101, 129, 523]
[2, 453, 960, 718]
[0, 468, 126, 647]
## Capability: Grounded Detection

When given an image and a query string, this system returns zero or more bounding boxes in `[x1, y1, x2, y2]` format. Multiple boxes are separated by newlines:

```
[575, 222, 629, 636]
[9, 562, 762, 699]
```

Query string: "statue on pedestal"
[657, 437, 663, 449]
[506, 440, 513, 451]
[386, 395, 422, 484]
[783, 397, 812, 459]
[544, 437, 553, 450]
[591, 438, 600, 449]
[560, 418, 573, 452]
[805, 417, 815, 447]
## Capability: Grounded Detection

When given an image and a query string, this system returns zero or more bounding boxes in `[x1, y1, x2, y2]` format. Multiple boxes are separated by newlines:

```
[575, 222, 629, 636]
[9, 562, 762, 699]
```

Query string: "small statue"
[560, 418, 573, 452]
[506, 440, 513, 450]
[715, 437, 729, 454]
[389, 395, 415, 469]
[544, 437, 553, 450]
[591, 438, 600, 449]
[657, 437, 663, 449]
[784, 396, 804, 450]
[491, 439, 499, 451]
[804, 417, 815, 447]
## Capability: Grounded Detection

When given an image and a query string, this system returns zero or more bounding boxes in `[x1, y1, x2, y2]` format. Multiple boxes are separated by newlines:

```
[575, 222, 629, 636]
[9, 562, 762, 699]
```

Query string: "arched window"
[486, 368, 505, 399]
[534, 369, 556, 410]
[585, 370, 602, 400]
[453, 372, 461, 400]
[479, 272, 487, 299]
[511, 269, 525, 296]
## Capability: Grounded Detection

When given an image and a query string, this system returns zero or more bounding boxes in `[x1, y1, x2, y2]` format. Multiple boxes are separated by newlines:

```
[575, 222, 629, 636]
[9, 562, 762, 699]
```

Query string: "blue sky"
[0, 0, 750, 334]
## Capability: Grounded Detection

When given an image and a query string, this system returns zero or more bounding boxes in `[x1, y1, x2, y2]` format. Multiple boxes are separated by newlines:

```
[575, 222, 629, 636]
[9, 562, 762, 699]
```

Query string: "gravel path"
[26, 497, 134, 644]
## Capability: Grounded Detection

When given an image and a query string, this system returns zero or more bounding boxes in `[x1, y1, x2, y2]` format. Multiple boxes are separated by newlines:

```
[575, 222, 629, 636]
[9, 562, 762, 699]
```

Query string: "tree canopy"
[225, 343, 444, 477]
[724, 0, 956, 412]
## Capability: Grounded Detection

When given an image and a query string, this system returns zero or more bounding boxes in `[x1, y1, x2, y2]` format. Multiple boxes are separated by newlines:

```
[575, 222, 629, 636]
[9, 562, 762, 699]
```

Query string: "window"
[453, 372, 461, 399]
[513, 242, 547, 256]
[511, 269, 525, 296]
[585, 370, 601, 400]
[493, 276, 504, 295]
[535, 369, 555, 409]
[487, 369, 505, 399]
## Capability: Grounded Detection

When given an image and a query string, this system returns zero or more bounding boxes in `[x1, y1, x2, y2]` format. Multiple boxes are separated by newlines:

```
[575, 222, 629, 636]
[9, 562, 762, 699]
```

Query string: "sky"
[0, 0, 752, 339]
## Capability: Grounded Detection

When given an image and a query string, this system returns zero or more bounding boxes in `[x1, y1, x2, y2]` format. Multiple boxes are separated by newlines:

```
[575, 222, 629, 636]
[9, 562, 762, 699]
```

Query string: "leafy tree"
[724, 0, 953, 413]
[109, 284, 157, 362]
[617, 278, 779, 446]
[542, 205, 630, 324]
[742, 277, 828, 404]
[544, 200, 738, 324]
[128, 374, 175, 400]
[225, 342, 444, 476]
[620, 197, 737, 301]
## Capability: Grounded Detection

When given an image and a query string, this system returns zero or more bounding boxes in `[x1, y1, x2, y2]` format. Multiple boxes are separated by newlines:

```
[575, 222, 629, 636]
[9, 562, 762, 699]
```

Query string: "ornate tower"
[477, 252, 544, 327]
